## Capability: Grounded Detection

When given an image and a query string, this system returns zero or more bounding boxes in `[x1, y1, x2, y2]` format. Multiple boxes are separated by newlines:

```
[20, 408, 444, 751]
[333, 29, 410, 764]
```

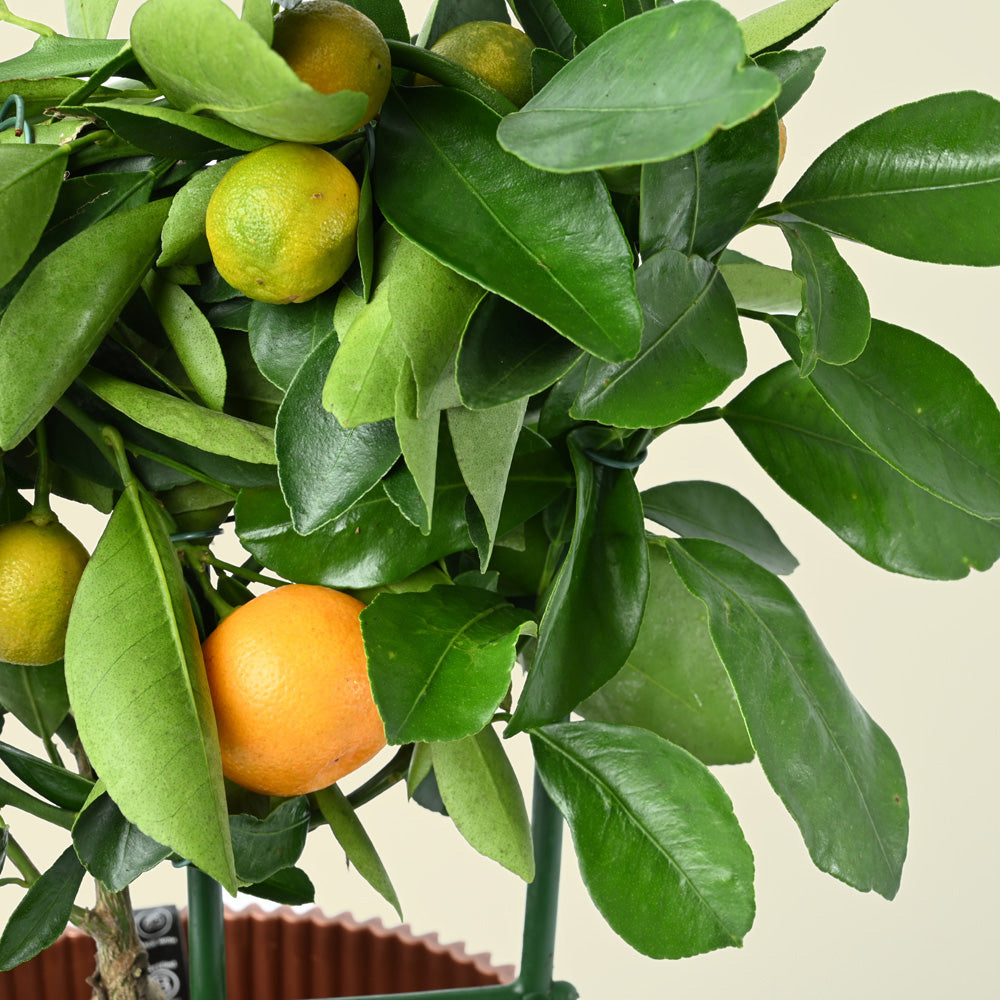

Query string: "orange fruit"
[272, 0, 392, 134]
[201, 583, 385, 797]
[416, 20, 535, 108]
[0, 514, 89, 666]
[205, 142, 360, 304]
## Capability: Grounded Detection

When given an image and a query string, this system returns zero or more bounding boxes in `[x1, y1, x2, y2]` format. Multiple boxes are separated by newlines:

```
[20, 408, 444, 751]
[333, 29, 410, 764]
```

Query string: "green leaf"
[718, 251, 802, 316]
[131, 0, 368, 143]
[144, 271, 227, 411]
[350, 0, 410, 44]
[580, 541, 753, 765]
[0, 35, 127, 79]
[669, 538, 908, 898]
[781, 317, 1000, 520]
[72, 790, 172, 891]
[724, 362, 1000, 579]
[64, 481, 236, 891]
[756, 46, 825, 117]
[239, 865, 315, 905]
[456, 295, 581, 410]
[0, 662, 69, 738]
[447, 398, 528, 562]
[508, 431, 649, 732]
[739, 0, 838, 55]
[532, 721, 755, 958]
[248, 289, 338, 391]
[363, 586, 533, 744]
[89, 100, 271, 159]
[0, 743, 92, 811]
[78, 369, 276, 466]
[65, 0, 122, 38]
[158, 161, 232, 269]
[783, 91, 1000, 265]
[241, 0, 273, 43]
[238, 429, 567, 588]
[553, 0, 624, 46]
[0, 198, 171, 451]
[497, 3, 780, 172]
[0, 846, 86, 970]
[393, 365, 439, 532]
[642, 480, 797, 576]
[230, 798, 310, 885]
[313, 785, 401, 918]
[507, 0, 574, 59]
[276, 331, 400, 533]
[0, 145, 69, 290]
[374, 86, 641, 363]
[432, 727, 534, 881]
[416, 0, 508, 48]
[779, 218, 870, 372]
[571, 251, 745, 429]
[640, 107, 779, 259]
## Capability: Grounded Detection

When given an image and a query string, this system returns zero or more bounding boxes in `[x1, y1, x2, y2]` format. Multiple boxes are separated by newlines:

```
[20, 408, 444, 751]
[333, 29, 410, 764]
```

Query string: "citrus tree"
[0, 0, 999, 997]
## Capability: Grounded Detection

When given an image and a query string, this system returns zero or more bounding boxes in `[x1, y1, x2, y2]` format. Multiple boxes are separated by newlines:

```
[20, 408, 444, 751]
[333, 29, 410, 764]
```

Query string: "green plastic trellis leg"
[184, 767, 577, 1000]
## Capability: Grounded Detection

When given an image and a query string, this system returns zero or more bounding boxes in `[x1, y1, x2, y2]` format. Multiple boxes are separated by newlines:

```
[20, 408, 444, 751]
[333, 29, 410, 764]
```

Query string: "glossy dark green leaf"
[580, 541, 753, 765]
[374, 86, 641, 362]
[0, 662, 69, 738]
[0, 743, 92, 811]
[0, 145, 69, 290]
[64, 481, 236, 891]
[0, 35, 128, 79]
[532, 721, 755, 958]
[739, 0, 836, 55]
[456, 295, 581, 409]
[350, 0, 410, 43]
[0, 198, 170, 451]
[783, 91, 1000, 265]
[554, 0, 624, 46]
[639, 108, 779, 259]
[432, 727, 534, 881]
[642, 480, 797, 575]
[779, 219, 870, 372]
[778, 317, 1000, 519]
[0, 846, 86, 970]
[313, 785, 401, 918]
[239, 866, 315, 906]
[508, 432, 649, 732]
[238, 428, 567, 587]
[131, 0, 368, 143]
[276, 332, 400, 534]
[363, 586, 533, 744]
[230, 798, 310, 885]
[248, 289, 338, 391]
[508, 0, 574, 58]
[498, 3, 780, 172]
[72, 791, 172, 892]
[87, 100, 270, 158]
[571, 251, 745, 429]
[78, 369, 276, 466]
[756, 47, 825, 116]
[669, 538, 908, 898]
[416, 0, 508, 47]
[726, 362, 1000, 578]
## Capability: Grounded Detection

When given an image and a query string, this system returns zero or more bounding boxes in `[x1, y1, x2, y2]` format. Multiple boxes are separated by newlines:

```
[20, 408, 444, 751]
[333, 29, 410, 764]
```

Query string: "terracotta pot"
[0, 905, 515, 1000]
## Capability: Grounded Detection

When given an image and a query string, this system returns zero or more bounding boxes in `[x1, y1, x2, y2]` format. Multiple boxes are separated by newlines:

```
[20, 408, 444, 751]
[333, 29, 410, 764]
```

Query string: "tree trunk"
[85, 883, 167, 1000]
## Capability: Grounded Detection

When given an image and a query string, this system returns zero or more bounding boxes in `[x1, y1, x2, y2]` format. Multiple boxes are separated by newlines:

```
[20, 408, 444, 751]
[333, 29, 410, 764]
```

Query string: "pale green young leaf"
[739, 0, 838, 55]
[432, 727, 534, 881]
[64, 0, 121, 39]
[158, 161, 232, 268]
[394, 361, 439, 533]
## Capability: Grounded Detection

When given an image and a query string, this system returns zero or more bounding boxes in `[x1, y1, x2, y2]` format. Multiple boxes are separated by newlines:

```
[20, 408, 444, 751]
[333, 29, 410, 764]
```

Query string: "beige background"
[2, 1, 999, 996]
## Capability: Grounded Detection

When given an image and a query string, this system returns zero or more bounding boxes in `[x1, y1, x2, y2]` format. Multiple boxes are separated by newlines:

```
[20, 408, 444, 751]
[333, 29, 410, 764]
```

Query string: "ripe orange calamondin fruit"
[201, 583, 386, 797]
[0, 514, 89, 666]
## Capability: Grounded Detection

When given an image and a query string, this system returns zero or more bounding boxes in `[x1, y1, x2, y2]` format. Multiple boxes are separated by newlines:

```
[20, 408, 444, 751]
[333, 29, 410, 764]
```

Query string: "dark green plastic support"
[186, 865, 227, 1000]
[185, 766, 577, 1000]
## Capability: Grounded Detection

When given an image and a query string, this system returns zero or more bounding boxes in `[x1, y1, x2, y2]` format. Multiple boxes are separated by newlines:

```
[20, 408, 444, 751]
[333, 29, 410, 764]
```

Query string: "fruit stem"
[345, 744, 414, 810]
[384, 40, 518, 117]
[27, 421, 54, 523]
[182, 549, 236, 621]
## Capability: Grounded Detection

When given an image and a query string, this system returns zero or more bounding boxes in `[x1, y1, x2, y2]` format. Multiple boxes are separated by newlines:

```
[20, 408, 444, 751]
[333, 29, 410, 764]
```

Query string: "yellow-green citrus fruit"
[0, 516, 89, 666]
[272, 0, 392, 133]
[417, 20, 536, 108]
[206, 142, 360, 304]
[201, 583, 386, 797]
